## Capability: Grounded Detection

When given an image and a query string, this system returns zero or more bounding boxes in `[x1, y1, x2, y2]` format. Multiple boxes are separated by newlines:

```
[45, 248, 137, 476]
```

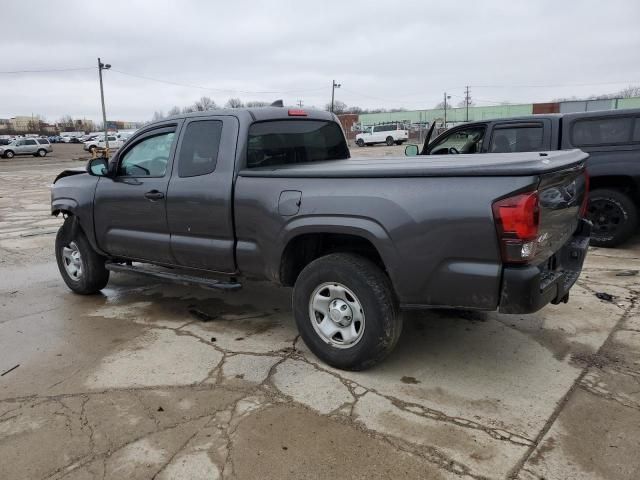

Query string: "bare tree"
[345, 105, 363, 114]
[58, 115, 75, 130]
[246, 101, 269, 108]
[194, 96, 217, 111]
[324, 100, 347, 114]
[167, 106, 181, 116]
[225, 98, 244, 109]
[151, 111, 165, 122]
[617, 85, 640, 98]
[182, 105, 196, 114]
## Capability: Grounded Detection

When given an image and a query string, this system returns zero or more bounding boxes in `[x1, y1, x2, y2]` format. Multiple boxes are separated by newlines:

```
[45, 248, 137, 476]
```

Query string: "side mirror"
[404, 144, 419, 156]
[86, 157, 109, 176]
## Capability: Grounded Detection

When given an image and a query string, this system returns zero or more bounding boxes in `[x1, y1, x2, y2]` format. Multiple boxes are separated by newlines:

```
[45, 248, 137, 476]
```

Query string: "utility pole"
[331, 80, 341, 113]
[297, 99, 304, 108]
[465, 85, 470, 122]
[97, 58, 111, 150]
[443, 92, 451, 127]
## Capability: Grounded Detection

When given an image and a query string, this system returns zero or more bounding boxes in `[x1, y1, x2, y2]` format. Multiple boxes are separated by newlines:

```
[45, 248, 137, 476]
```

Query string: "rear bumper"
[498, 218, 591, 314]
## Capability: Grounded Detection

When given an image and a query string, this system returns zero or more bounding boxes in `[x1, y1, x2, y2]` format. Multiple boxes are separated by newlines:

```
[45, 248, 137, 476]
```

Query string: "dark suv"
[407, 108, 640, 247]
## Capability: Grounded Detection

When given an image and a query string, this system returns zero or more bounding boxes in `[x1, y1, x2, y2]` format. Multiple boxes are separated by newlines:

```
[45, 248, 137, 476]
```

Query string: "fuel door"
[278, 190, 302, 216]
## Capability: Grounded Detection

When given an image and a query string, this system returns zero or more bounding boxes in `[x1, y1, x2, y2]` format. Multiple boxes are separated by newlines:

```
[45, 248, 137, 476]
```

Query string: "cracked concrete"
[1, 150, 640, 479]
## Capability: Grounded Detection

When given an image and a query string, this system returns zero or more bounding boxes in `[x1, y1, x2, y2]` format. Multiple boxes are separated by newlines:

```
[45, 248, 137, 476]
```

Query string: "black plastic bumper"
[498, 219, 591, 314]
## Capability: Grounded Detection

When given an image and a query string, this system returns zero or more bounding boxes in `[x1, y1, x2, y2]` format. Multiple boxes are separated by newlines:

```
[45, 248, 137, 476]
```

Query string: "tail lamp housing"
[580, 169, 590, 217]
[492, 191, 540, 264]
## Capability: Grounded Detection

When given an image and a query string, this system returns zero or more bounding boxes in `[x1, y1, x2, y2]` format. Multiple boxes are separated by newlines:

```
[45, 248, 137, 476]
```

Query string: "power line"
[0, 67, 93, 74]
[109, 69, 327, 95]
[470, 79, 640, 89]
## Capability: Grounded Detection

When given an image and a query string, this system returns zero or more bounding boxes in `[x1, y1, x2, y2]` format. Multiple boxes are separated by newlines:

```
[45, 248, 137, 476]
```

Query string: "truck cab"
[407, 109, 640, 247]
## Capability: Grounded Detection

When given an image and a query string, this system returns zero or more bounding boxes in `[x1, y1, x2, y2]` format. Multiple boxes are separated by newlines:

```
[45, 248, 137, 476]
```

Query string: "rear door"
[93, 123, 180, 262]
[166, 115, 239, 272]
[485, 119, 552, 153]
[22, 139, 39, 154]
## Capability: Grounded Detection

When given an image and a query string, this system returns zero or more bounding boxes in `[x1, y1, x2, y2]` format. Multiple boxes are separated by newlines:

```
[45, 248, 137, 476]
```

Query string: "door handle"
[144, 190, 165, 201]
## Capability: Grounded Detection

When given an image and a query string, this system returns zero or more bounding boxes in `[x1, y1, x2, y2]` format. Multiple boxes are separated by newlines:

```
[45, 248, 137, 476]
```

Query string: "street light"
[331, 80, 341, 113]
[443, 92, 451, 128]
[98, 58, 111, 150]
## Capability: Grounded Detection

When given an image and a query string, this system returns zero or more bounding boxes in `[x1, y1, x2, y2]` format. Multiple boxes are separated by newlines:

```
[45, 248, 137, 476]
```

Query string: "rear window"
[572, 117, 633, 146]
[247, 120, 349, 168]
[178, 120, 222, 177]
[37, 138, 50, 145]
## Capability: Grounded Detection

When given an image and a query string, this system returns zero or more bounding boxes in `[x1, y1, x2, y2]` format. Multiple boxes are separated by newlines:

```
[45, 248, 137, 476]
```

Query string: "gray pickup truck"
[51, 107, 590, 370]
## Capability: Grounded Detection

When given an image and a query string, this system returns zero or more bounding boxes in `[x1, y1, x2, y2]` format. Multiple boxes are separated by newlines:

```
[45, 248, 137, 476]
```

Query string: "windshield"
[247, 120, 349, 168]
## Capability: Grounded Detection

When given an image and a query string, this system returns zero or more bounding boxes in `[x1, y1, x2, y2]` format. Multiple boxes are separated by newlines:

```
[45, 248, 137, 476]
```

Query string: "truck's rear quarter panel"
[234, 174, 537, 308]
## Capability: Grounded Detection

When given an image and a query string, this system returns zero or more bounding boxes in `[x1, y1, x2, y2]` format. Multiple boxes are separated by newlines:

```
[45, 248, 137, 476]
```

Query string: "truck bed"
[239, 149, 588, 178]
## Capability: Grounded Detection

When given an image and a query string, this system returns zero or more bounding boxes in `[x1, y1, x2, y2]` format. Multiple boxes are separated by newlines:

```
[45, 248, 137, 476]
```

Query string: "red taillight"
[492, 191, 540, 263]
[580, 169, 590, 217]
[288, 109, 307, 116]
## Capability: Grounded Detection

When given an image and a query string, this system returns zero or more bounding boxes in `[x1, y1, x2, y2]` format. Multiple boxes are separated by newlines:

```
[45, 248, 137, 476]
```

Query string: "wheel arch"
[277, 217, 399, 288]
[589, 175, 639, 204]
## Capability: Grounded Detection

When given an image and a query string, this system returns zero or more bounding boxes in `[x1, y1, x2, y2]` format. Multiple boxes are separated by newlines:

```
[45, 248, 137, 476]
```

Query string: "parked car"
[83, 135, 125, 153]
[356, 123, 409, 147]
[0, 137, 52, 158]
[405, 108, 640, 247]
[51, 107, 590, 370]
[0, 139, 11, 146]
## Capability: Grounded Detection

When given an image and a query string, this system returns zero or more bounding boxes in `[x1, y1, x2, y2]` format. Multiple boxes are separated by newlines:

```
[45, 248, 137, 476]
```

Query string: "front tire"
[356, 139, 365, 147]
[293, 253, 401, 370]
[385, 136, 394, 146]
[4, 150, 14, 159]
[55, 217, 110, 294]
[587, 189, 638, 248]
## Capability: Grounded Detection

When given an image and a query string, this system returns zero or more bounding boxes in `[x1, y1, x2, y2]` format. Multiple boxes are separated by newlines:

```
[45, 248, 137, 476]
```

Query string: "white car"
[83, 135, 125, 152]
[355, 123, 409, 147]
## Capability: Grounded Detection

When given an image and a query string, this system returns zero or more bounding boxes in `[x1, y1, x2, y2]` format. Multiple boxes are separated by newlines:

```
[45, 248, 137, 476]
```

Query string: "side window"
[107, 136, 117, 142]
[178, 120, 223, 177]
[490, 126, 544, 153]
[632, 118, 640, 142]
[373, 126, 381, 133]
[118, 132, 175, 177]
[25, 139, 37, 146]
[37, 139, 49, 145]
[572, 117, 633, 146]
[430, 126, 486, 155]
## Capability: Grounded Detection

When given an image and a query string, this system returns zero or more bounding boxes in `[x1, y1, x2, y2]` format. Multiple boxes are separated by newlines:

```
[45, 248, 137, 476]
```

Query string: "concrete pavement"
[1, 147, 639, 479]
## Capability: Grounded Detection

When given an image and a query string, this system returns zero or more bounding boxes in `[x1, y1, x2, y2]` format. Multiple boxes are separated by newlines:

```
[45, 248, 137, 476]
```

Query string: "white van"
[355, 123, 409, 147]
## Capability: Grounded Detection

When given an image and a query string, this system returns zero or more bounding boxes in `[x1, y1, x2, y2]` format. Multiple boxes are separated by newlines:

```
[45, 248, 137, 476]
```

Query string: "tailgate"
[534, 162, 588, 265]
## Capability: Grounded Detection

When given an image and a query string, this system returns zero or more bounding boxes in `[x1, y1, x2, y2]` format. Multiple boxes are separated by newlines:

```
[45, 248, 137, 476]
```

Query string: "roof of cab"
[159, 106, 336, 124]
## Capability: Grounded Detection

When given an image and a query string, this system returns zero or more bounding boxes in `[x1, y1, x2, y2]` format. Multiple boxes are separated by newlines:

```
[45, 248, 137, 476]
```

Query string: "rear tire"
[293, 253, 401, 371]
[37, 149, 47, 157]
[385, 136, 394, 146]
[55, 217, 109, 294]
[587, 189, 638, 247]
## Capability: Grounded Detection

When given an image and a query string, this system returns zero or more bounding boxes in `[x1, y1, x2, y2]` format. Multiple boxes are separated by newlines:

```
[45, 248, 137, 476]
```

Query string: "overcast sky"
[1, 0, 639, 123]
